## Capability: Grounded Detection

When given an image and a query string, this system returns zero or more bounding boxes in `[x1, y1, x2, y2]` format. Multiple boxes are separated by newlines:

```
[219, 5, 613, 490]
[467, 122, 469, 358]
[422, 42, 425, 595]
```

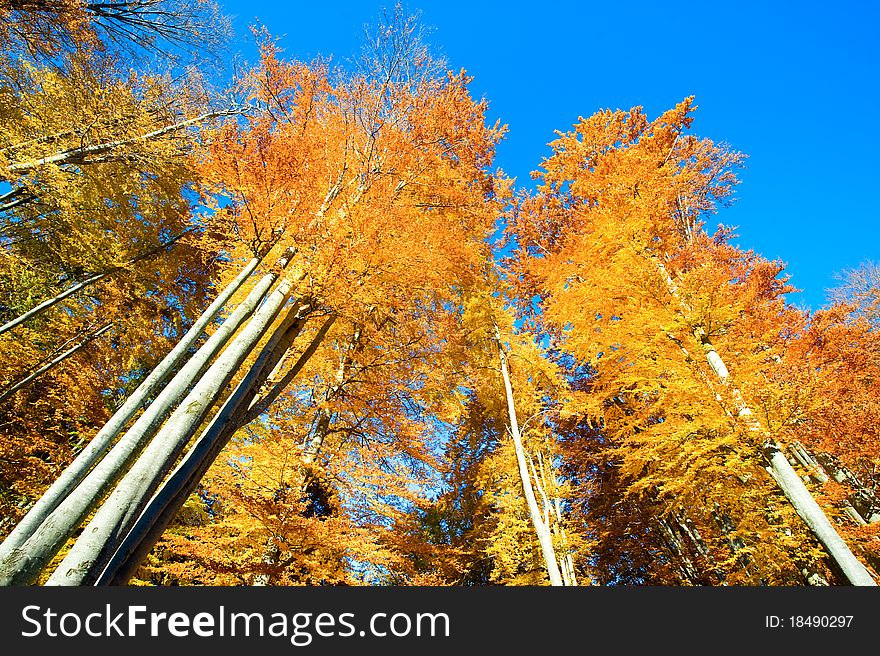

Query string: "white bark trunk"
[0, 257, 277, 586]
[0, 257, 259, 567]
[45, 273, 300, 585]
[764, 444, 876, 586]
[0, 323, 113, 404]
[789, 442, 830, 484]
[0, 230, 194, 336]
[95, 303, 315, 585]
[302, 324, 362, 465]
[252, 322, 359, 587]
[657, 517, 702, 583]
[553, 500, 577, 586]
[243, 315, 337, 423]
[0, 271, 108, 336]
[527, 450, 578, 585]
[655, 258, 876, 586]
[5, 110, 240, 175]
[494, 325, 564, 587]
[812, 452, 879, 524]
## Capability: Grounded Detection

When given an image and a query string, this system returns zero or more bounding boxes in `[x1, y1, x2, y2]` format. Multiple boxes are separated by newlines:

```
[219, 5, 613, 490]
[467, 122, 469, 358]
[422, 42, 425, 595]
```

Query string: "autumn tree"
[0, 0, 241, 556]
[3, 3, 875, 590]
[387, 270, 586, 586]
[507, 98, 876, 585]
[0, 0, 230, 66]
[0, 7, 506, 586]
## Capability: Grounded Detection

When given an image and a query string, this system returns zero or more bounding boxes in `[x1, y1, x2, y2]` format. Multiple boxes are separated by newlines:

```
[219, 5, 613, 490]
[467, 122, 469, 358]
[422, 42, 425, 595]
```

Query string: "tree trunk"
[554, 500, 578, 586]
[528, 449, 578, 586]
[0, 271, 108, 336]
[710, 502, 763, 582]
[655, 258, 876, 586]
[45, 272, 302, 585]
[809, 450, 879, 524]
[494, 324, 564, 587]
[303, 324, 362, 465]
[0, 256, 259, 568]
[657, 516, 703, 584]
[0, 187, 34, 213]
[252, 321, 360, 586]
[764, 444, 876, 586]
[4, 110, 241, 175]
[0, 322, 113, 405]
[788, 443, 871, 526]
[0, 229, 194, 336]
[0, 256, 280, 586]
[243, 314, 337, 423]
[95, 302, 316, 585]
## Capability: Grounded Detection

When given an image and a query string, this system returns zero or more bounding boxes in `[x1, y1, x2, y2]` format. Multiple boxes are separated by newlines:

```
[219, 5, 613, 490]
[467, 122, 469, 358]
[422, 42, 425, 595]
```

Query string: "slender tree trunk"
[0, 256, 278, 586]
[799, 447, 879, 525]
[45, 271, 302, 585]
[4, 110, 241, 175]
[670, 509, 711, 560]
[529, 449, 578, 586]
[0, 256, 259, 567]
[251, 544, 280, 587]
[494, 324, 564, 587]
[0, 271, 106, 336]
[0, 323, 112, 405]
[788, 443, 869, 526]
[657, 516, 703, 584]
[553, 498, 578, 586]
[303, 324, 362, 465]
[541, 454, 578, 586]
[655, 258, 876, 586]
[710, 502, 763, 582]
[0, 188, 23, 206]
[0, 229, 194, 336]
[95, 302, 316, 585]
[657, 508, 722, 585]
[0, 194, 35, 213]
[790, 442, 830, 484]
[763, 444, 875, 586]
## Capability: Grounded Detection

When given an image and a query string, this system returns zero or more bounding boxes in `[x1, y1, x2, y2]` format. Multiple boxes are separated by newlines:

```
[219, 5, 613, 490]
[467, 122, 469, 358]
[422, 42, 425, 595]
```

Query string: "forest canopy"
[0, 1, 877, 588]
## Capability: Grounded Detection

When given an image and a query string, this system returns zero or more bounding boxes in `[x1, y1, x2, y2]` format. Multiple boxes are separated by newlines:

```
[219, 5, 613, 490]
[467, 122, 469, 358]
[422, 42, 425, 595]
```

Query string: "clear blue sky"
[217, 0, 879, 310]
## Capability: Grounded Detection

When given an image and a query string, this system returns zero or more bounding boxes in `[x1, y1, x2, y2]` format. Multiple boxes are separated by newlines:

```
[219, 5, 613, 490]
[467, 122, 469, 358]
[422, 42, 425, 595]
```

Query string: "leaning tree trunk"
[45, 271, 303, 586]
[95, 302, 318, 585]
[0, 256, 277, 586]
[656, 516, 703, 584]
[699, 321, 875, 586]
[494, 324, 564, 587]
[0, 271, 109, 336]
[0, 256, 259, 568]
[302, 323, 362, 466]
[0, 229, 194, 336]
[762, 443, 874, 586]
[0, 322, 113, 404]
[4, 110, 241, 176]
[541, 454, 579, 586]
[655, 258, 876, 586]
[242, 315, 337, 424]
[807, 449, 880, 525]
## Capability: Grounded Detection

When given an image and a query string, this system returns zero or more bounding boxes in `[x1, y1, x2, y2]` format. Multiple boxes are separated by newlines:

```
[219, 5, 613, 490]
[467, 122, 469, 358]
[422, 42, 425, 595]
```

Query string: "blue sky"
[218, 0, 879, 310]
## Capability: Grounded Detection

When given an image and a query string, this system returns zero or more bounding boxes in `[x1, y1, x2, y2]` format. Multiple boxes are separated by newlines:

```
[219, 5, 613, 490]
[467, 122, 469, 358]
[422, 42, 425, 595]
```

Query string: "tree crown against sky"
[0, 0, 877, 588]
[214, 0, 879, 311]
